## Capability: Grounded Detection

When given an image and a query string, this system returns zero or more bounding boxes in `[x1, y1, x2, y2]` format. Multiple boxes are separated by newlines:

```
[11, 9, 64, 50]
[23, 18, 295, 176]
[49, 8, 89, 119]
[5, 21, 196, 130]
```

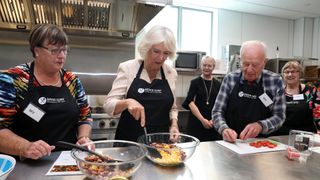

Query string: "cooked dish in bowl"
[71, 140, 146, 180]
[137, 133, 200, 166]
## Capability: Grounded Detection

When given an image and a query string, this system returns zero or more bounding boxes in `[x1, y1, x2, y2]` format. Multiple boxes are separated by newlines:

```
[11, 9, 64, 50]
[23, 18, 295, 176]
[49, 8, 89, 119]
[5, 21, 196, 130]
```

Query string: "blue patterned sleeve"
[259, 75, 286, 134]
[0, 72, 17, 128]
[212, 74, 233, 134]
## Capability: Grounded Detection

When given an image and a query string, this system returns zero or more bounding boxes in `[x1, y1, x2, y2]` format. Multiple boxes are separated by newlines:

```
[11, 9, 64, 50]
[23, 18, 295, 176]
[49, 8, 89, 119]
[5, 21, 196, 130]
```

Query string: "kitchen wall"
[313, 17, 320, 59]
[217, 9, 294, 60]
[1, 7, 319, 97]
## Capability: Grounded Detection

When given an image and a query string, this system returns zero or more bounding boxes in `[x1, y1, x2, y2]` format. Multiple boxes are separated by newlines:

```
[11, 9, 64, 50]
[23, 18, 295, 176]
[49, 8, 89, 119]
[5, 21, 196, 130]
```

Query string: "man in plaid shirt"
[212, 40, 285, 143]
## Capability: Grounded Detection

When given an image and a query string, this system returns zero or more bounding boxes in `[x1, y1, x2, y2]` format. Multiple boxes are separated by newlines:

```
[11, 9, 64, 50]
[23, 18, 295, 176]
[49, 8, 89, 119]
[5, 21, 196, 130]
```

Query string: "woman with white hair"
[182, 56, 222, 141]
[104, 25, 179, 141]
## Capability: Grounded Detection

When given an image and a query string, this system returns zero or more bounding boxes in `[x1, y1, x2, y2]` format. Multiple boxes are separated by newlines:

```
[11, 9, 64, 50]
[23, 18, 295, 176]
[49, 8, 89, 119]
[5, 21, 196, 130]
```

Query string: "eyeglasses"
[283, 70, 299, 75]
[38, 45, 69, 55]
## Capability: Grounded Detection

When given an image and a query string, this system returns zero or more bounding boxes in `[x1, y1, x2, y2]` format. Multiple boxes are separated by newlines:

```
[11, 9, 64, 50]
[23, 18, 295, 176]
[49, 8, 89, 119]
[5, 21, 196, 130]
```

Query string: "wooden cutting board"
[216, 138, 287, 155]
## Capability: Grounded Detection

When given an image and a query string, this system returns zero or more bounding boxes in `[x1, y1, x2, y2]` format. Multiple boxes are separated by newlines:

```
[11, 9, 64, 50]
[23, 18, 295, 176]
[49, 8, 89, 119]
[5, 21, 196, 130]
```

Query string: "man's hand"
[222, 128, 238, 143]
[239, 122, 262, 140]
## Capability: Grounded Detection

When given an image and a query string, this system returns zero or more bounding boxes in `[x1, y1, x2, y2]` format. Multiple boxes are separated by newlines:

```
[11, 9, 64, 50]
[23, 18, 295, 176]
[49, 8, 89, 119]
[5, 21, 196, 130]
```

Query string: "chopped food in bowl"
[137, 133, 200, 166]
[71, 140, 146, 180]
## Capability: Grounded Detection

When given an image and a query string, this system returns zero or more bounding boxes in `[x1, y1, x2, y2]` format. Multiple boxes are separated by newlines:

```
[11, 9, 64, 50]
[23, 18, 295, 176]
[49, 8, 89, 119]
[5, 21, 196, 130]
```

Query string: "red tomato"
[249, 142, 256, 146]
[267, 143, 276, 148]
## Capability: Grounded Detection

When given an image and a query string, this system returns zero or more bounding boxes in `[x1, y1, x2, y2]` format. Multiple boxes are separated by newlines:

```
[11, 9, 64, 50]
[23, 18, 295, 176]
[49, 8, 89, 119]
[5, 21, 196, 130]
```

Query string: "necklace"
[202, 78, 213, 105]
[37, 75, 60, 86]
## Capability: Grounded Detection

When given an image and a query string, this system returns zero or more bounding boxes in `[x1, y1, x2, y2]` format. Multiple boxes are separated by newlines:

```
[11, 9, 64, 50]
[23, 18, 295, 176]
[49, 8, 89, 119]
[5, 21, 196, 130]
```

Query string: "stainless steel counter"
[7, 136, 320, 180]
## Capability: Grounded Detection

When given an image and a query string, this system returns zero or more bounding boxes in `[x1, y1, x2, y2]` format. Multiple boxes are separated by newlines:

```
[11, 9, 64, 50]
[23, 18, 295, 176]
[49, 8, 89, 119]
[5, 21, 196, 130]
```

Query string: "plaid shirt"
[212, 69, 286, 135]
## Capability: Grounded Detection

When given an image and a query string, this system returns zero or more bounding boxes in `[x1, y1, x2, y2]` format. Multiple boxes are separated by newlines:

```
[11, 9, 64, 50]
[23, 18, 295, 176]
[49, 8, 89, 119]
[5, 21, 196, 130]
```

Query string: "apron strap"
[136, 61, 167, 80]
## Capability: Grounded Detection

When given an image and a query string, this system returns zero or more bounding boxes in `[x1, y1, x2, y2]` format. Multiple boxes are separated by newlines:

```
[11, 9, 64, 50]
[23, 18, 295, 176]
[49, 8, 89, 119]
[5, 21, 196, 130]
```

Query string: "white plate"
[216, 138, 286, 155]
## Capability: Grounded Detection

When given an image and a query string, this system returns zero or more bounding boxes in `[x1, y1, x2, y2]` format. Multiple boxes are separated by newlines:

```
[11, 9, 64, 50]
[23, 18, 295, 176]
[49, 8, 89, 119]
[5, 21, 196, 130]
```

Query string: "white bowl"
[0, 154, 16, 180]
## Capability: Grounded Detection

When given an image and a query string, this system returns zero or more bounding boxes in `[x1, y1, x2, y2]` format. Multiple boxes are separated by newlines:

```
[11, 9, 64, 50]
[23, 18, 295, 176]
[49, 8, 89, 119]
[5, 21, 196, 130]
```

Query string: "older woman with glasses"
[104, 25, 179, 141]
[271, 61, 319, 135]
[0, 24, 92, 160]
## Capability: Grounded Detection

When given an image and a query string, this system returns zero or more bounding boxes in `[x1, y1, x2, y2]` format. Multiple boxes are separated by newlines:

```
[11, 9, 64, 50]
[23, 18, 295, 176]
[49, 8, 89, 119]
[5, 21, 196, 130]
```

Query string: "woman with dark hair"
[0, 24, 92, 159]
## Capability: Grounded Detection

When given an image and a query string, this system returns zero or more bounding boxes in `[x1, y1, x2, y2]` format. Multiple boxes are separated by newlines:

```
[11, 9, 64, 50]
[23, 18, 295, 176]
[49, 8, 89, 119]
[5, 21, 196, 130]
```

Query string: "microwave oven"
[174, 51, 206, 72]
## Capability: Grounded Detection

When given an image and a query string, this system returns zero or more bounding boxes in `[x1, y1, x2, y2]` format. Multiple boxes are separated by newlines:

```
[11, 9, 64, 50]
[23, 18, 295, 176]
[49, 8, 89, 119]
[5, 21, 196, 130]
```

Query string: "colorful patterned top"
[0, 63, 92, 128]
[312, 85, 320, 131]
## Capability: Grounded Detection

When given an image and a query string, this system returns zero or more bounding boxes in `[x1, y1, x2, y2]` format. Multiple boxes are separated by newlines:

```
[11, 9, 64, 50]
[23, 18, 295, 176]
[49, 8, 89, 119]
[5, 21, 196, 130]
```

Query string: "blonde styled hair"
[138, 25, 176, 60]
[200, 56, 216, 70]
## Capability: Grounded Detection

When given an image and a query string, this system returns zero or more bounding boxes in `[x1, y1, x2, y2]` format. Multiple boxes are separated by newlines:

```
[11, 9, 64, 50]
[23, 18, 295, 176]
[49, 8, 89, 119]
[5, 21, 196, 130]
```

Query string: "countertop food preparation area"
[7, 136, 320, 180]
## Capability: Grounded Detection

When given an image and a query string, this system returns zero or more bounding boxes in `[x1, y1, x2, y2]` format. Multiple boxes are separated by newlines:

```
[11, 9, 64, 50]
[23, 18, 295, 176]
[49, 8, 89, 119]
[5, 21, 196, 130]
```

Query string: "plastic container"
[287, 130, 314, 162]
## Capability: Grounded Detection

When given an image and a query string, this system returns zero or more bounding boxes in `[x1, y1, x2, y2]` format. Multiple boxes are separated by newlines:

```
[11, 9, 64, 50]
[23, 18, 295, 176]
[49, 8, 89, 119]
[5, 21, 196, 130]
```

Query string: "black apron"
[10, 62, 80, 149]
[225, 74, 272, 135]
[272, 85, 316, 135]
[115, 62, 174, 142]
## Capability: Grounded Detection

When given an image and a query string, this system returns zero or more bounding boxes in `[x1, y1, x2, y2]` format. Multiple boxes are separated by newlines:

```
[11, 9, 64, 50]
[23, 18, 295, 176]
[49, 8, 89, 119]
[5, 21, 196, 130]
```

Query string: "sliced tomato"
[266, 143, 277, 148]
[249, 142, 256, 146]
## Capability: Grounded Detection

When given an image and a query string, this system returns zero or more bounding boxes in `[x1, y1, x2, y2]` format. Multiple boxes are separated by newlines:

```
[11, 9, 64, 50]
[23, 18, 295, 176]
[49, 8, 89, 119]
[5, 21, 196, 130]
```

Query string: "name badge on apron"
[259, 93, 273, 107]
[23, 103, 45, 122]
[293, 94, 304, 100]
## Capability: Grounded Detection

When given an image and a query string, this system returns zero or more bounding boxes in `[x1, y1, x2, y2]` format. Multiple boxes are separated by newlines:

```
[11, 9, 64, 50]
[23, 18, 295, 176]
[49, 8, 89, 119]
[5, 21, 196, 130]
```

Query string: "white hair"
[138, 25, 176, 60]
[240, 40, 267, 58]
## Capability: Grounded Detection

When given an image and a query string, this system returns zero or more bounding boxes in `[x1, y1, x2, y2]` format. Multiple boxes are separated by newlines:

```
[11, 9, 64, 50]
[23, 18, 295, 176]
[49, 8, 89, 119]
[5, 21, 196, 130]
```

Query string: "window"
[180, 8, 212, 53]
[137, 4, 215, 58]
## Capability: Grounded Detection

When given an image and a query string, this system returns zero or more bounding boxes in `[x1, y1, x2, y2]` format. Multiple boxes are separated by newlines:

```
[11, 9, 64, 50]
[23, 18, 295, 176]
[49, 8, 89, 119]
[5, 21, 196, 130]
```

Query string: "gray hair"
[240, 40, 267, 59]
[138, 25, 176, 60]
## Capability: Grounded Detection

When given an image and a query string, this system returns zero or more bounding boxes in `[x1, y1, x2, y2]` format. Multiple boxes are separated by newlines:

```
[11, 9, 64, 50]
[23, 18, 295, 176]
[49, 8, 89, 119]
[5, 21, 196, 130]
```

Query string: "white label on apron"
[23, 103, 45, 122]
[293, 94, 304, 100]
[259, 93, 273, 107]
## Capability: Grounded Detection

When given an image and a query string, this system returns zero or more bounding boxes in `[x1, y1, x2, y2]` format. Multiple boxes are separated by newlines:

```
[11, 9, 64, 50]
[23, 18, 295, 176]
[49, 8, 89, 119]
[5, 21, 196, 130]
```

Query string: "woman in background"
[182, 56, 221, 141]
[271, 61, 319, 135]
[104, 25, 179, 141]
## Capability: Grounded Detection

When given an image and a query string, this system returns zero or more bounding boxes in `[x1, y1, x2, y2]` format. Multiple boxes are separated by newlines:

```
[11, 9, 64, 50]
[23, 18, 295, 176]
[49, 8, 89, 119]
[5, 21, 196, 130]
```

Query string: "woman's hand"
[76, 136, 91, 145]
[76, 136, 95, 151]
[169, 124, 180, 142]
[127, 99, 145, 127]
[20, 140, 55, 160]
[201, 119, 214, 129]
